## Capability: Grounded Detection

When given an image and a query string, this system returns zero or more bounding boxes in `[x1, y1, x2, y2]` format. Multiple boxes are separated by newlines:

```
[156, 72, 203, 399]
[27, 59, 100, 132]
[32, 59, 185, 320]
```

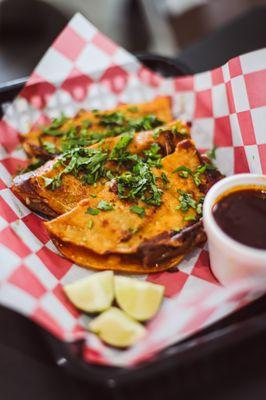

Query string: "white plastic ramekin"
[203, 174, 266, 286]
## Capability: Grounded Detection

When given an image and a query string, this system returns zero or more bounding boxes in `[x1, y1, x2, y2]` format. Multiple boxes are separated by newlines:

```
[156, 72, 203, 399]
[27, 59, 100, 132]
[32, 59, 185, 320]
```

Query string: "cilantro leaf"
[128, 114, 163, 131]
[81, 119, 92, 129]
[206, 145, 217, 160]
[176, 190, 196, 212]
[161, 172, 169, 185]
[98, 112, 126, 127]
[130, 205, 146, 218]
[173, 165, 192, 178]
[143, 143, 162, 168]
[41, 176, 54, 188]
[42, 141, 58, 154]
[86, 207, 100, 216]
[42, 113, 67, 136]
[117, 160, 163, 206]
[97, 200, 114, 211]
[109, 131, 134, 161]
[184, 215, 197, 222]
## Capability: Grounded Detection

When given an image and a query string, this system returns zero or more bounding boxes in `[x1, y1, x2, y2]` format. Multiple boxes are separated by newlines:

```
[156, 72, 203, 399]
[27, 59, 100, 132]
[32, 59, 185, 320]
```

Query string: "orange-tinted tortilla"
[20, 97, 173, 159]
[51, 235, 184, 274]
[13, 120, 190, 217]
[45, 139, 208, 257]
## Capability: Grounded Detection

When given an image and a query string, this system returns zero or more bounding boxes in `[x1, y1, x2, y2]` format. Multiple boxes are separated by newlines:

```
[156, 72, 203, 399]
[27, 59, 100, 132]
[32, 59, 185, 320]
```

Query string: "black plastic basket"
[0, 55, 265, 399]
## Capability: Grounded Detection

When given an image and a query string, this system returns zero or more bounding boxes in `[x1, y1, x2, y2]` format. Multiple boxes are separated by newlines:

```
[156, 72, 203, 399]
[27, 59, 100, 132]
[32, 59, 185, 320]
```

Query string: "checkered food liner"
[0, 13, 265, 366]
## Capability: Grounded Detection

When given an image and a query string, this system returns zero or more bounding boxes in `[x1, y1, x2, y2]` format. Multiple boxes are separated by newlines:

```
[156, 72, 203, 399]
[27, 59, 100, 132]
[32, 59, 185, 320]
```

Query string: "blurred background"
[0, 0, 266, 82]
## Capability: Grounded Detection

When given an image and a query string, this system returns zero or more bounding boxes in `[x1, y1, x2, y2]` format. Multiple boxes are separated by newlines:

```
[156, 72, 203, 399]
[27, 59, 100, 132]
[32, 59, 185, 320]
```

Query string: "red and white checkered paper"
[0, 13, 266, 367]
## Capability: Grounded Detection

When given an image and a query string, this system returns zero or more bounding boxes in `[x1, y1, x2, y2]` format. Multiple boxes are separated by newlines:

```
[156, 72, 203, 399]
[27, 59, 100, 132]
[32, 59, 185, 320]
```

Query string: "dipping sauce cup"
[203, 174, 266, 286]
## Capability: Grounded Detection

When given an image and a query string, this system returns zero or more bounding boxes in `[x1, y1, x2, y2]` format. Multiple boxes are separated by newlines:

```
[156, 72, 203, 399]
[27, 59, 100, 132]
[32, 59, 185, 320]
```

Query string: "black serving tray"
[0, 55, 266, 400]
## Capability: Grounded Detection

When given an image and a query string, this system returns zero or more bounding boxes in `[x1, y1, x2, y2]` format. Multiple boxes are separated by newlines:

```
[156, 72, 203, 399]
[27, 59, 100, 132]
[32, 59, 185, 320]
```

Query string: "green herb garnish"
[42, 176, 54, 188]
[173, 165, 191, 179]
[176, 190, 196, 212]
[173, 163, 215, 187]
[117, 160, 163, 206]
[97, 200, 114, 211]
[44, 147, 108, 190]
[42, 141, 58, 154]
[81, 119, 92, 129]
[161, 172, 169, 185]
[130, 205, 146, 218]
[171, 126, 188, 136]
[128, 114, 162, 131]
[143, 143, 162, 168]
[184, 215, 197, 222]
[86, 207, 100, 216]
[42, 113, 67, 136]
[196, 197, 204, 215]
[206, 145, 217, 160]
[109, 131, 134, 161]
[98, 112, 126, 127]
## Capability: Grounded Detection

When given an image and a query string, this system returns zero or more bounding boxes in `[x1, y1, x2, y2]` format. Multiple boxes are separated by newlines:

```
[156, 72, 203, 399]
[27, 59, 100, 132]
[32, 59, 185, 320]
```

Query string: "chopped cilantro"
[152, 128, 161, 139]
[161, 172, 169, 185]
[86, 207, 100, 216]
[128, 114, 162, 131]
[43, 113, 67, 136]
[184, 214, 197, 222]
[143, 143, 162, 168]
[173, 163, 214, 187]
[173, 165, 191, 178]
[130, 205, 146, 218]
[176, 190, 196, 212]
[90, 194, 97, 198]
[171, 125, 187, 136]
[109, 131, 134, 161]
[41, 176, 54, 188]
[98, 112, 126, 127]
[45, 147, 108, 190]
[196, 197, 204, 215]
[193, 163, 216, 186]
[97, 200, 114, 211]
[117, 160, 163, 206]
[42, 141, 58, 154]
[88, 220, 94, 229]
[206, 145, 217, 160]
[81, 119, 92, 129]
[106, 170, 115, 180]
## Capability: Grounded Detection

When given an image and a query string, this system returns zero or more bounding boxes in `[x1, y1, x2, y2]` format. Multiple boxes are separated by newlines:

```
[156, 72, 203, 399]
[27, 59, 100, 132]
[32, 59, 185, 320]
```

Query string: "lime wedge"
[114, 276, 164, 321]
[89, 307, 146, 347]
[63, 271, 114, 313]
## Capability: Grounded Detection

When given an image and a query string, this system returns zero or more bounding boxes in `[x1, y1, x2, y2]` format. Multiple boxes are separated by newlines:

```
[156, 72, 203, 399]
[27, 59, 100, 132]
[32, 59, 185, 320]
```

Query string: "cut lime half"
[63, 271, 114, 313]
[114, 276, 164, 321]
[89, 307, 146, 348]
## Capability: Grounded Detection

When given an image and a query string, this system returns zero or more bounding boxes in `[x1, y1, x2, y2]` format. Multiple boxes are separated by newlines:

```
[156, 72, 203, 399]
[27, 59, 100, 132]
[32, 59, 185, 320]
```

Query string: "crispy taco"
[20, 97, 172, 160]
[13, 120, 191, 217]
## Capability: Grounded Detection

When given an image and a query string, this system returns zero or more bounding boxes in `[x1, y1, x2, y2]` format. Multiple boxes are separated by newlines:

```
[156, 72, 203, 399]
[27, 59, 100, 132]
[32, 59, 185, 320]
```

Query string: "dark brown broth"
[212, 187, 266, 250]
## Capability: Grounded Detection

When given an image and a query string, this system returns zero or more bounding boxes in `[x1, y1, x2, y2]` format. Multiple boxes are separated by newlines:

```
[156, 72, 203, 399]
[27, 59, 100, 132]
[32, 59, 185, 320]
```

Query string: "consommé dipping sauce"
[212, 186, 266, 250]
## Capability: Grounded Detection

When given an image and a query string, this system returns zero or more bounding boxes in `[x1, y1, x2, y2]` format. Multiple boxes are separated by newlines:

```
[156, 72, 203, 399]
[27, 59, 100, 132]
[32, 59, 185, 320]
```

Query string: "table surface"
[1, 6, 266, 400]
